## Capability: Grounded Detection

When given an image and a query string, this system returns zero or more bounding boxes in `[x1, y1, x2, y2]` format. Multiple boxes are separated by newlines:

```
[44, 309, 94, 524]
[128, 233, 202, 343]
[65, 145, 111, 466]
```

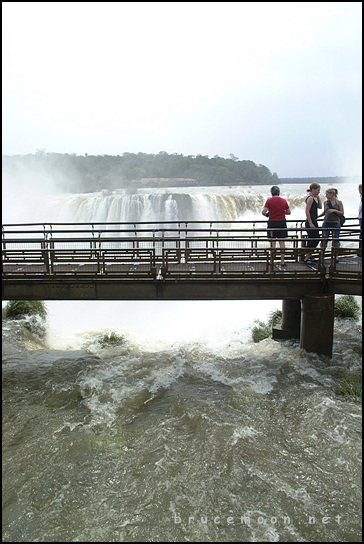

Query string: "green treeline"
[2, 151, 279, 192]
[4, 152, 358, 194]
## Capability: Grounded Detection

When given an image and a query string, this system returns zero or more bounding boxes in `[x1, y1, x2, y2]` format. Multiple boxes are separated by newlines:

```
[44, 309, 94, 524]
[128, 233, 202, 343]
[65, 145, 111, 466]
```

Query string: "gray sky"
[2, 1, 362, 178]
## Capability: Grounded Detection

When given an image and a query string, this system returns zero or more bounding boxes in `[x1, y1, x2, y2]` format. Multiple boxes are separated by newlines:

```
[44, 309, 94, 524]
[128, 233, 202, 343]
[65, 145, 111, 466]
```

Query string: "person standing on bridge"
[303, 182, 322, 264]
[318, 188, 344, 249]
[262, 186, 291, 267]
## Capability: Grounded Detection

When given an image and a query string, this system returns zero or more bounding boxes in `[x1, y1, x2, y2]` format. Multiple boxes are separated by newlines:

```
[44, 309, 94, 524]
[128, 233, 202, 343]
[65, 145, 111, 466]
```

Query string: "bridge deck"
[2, 255, 361, 276]
[2, 221, 361, 300]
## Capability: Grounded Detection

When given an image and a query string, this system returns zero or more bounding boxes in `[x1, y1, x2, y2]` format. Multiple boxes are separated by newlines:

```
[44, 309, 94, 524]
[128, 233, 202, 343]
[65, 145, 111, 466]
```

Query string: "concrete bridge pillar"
[272, 299, 301, 340]
[300, 294, 335, 358]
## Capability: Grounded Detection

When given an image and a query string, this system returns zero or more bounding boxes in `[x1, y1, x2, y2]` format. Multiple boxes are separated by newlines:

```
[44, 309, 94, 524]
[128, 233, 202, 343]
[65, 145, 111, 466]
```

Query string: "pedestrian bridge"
[2, 220, 361, 301]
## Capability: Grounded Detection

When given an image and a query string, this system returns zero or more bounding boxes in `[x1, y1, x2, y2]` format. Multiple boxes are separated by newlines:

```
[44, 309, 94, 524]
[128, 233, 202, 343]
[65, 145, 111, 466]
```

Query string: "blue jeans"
[321, 222, 341, 248]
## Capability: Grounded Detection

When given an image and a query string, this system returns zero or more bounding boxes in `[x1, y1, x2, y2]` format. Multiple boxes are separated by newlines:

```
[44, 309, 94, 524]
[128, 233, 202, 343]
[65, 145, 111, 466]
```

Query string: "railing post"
[41, 239, 50, 274]
[49, 240, 55, 274]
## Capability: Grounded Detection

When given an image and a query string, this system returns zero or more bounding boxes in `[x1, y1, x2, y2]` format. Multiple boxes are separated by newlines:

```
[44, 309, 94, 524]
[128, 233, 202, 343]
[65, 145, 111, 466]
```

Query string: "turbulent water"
[2, 314, 362, 542]
[2, 182, 362, 542]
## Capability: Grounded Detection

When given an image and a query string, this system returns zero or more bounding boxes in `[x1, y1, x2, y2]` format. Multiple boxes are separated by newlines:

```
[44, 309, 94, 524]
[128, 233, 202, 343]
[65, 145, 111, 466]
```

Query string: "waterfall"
[6, 187, 271, 224]
[3, 182, 359, 226]
[164, 195, 179, 221]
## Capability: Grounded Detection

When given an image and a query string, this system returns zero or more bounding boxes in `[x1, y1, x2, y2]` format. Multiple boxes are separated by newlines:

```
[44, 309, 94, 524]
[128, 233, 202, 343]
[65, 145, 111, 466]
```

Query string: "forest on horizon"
[2, 151, 359, 193]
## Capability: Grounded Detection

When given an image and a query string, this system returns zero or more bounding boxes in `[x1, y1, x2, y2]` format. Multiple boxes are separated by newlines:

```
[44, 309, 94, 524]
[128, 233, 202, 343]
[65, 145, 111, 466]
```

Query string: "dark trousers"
[305, 220, 320, 249]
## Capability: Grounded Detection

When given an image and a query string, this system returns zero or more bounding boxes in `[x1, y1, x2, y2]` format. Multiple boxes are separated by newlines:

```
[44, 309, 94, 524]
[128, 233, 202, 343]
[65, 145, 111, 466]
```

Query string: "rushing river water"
[2, 182, 362, 542]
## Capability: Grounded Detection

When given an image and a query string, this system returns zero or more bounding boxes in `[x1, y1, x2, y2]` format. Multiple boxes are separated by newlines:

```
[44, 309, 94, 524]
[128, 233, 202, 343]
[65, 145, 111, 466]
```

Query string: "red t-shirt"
[264, 196, 289, 221]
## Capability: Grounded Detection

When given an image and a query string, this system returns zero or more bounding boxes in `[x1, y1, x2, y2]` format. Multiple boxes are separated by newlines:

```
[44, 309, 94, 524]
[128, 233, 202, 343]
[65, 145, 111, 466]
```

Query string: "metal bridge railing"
[2, 220, 362, 281]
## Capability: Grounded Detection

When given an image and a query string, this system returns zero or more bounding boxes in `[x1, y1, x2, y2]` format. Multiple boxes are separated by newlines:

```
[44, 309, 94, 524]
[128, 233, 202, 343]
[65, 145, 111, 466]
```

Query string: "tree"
[2, 151, 281, 192]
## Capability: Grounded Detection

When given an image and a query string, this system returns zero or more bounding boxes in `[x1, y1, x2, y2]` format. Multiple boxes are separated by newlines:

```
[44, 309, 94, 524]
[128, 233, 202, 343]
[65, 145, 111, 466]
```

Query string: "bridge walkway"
[2, 220, 362, 300]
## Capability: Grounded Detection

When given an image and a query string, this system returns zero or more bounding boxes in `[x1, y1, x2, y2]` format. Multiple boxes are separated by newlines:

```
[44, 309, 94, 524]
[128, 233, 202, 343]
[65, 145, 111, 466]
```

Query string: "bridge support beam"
[272, 299, 301, 339]
[300, 294, 334, 358]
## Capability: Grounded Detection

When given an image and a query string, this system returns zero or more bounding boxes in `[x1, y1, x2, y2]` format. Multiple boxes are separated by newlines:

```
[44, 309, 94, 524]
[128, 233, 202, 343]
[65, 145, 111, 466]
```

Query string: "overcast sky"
[2, 1, 362, 178]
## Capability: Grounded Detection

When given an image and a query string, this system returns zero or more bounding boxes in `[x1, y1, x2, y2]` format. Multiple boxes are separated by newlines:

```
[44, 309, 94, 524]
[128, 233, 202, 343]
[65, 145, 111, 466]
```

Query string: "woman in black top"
[304, 182, 322, 263]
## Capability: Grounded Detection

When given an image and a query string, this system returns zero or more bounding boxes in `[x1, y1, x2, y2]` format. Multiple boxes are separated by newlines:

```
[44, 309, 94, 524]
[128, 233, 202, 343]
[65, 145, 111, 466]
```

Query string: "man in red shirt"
[262, 186, 291, 267]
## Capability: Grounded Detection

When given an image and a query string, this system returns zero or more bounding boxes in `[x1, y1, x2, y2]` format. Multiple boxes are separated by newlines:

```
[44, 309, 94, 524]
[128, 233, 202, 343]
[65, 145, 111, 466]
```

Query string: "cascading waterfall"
[4, 182, 359, 225]
[9, 188, 271, 224]
[164, 195, 179, 221]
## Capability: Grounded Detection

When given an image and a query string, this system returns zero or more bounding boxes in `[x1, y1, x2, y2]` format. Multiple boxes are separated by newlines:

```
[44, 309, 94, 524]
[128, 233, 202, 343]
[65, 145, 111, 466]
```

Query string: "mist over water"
[2, 182, 362, 542]
[43, 299, 282, 351]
